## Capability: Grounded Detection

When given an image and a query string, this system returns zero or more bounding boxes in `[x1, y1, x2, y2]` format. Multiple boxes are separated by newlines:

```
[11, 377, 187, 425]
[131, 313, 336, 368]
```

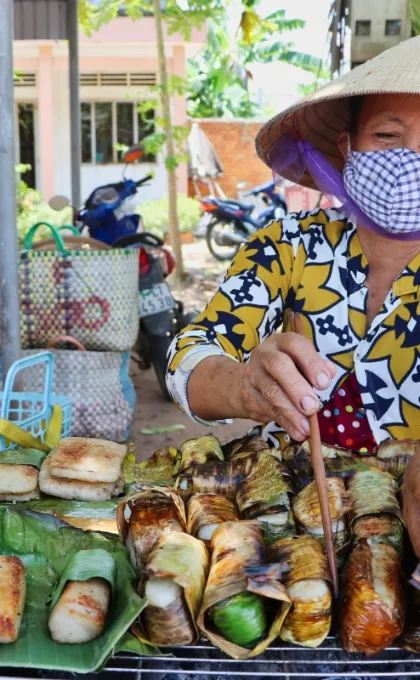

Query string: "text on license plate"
[139, 283, 174, 317]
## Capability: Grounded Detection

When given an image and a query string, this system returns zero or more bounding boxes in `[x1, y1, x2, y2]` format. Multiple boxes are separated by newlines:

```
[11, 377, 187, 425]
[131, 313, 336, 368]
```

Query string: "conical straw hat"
[256, 35, 420, 189]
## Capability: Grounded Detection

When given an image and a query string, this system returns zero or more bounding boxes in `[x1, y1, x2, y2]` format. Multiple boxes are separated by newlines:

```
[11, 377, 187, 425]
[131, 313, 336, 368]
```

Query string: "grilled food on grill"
[49, 578, 111, 643]
[140, 531, 209, 646]
[292, 477, 350, 561]
[236, 455, 295, 545]
[0, 555, 26, 644]
[223, 435, 273, 459]
[179, 435, 224, 473]
[123, 446, 180, 485]
[340, 539, 405, 654]
[198, 521, 290, 660]
[187, 493, 239, 544]
[269, 535, 332, 648]
[178, 456, 260, 499]
[376, 439, 419, 482]
[0, 449, 47, 501]
[348, 469, 403, 552]
[117, 487, 186, 569]
[48, 438, 126, 483]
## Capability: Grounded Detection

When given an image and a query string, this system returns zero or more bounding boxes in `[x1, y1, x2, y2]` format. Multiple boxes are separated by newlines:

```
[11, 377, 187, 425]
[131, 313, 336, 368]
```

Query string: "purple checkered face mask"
[343, 147, 420, 235]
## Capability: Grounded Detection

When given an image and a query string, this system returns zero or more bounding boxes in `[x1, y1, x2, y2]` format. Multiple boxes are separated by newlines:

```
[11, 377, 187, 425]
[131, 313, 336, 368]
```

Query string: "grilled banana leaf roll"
[348, 469, 403, 553]
[269, 535, 332, 647]
[187, 493, 239, 544]
[400, 567, 420, 652]
[223, 435, 274, 459]
[179, 435, 224, 473]
[292, 477, 350, 564]
[340, 539, 405, 654]
[140, 531, 209, 646]
[122, 447, 180, 485]
[197, 521, 291, 660]
[375, 438, 420, 483]
[117, 487, 186, 570]
[236, 455, 295, 544]
[178, 454, 264, 499]
[283, 441, 370, 491]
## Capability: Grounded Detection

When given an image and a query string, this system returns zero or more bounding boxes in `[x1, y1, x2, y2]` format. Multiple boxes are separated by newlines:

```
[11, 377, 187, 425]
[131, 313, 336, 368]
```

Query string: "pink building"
[13, 16, 206, 203]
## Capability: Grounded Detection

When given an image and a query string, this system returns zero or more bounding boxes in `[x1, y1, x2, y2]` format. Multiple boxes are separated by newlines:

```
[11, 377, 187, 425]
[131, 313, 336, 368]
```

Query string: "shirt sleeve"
[166, 218, 296, 424]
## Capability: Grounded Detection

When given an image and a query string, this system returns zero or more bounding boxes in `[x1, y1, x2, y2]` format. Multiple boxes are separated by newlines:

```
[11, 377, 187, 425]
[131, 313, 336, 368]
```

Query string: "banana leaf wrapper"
[187, 493, 239, 545]
[122, 447, 179, 485]
[117, 487, 186, 569]
[197, 521, 291, 660]
[258, 511, 296, 547]
[177, 454, 268, 500]
[179, 435, 224, 473]
[348, 469, 404, 550]
[340, 539, 405, 654]
[0, 448, 47, 468]
[283, 441, 370, 491]
[375, 439, 420, 483]
[236, 455, 294, 519]
[0, 506, 150, 672]
[49, 548, 117, 610]
[21, 499, 120, 534]
[267, 535, 332, 647]
[223, 435, 278, 460]
[400, 574, 420, 652]
[138, 531, 209, 646]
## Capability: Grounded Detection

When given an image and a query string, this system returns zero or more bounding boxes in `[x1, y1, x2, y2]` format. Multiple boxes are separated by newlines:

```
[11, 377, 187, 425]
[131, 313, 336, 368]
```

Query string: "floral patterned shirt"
[166, 208, 420, 451]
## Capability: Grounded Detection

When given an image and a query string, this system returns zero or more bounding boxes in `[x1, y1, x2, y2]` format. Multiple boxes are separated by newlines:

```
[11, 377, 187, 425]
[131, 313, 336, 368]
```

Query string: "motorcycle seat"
[213, 198, 253, 212]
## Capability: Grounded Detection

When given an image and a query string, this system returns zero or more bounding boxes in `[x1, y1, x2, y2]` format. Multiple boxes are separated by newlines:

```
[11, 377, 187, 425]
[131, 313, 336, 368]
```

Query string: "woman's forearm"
[187, 356, 246, 421]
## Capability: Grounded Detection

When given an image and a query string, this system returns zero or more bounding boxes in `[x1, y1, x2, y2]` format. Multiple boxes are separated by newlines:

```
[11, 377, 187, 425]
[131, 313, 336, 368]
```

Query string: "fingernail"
[316, 371, 330, 389]
[301, 417, 310, 434]
[301, 395, 318, 412]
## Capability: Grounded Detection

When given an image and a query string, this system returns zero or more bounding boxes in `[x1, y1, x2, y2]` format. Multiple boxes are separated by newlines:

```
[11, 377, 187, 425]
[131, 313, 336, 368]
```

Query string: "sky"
[228, 0, 332, 114]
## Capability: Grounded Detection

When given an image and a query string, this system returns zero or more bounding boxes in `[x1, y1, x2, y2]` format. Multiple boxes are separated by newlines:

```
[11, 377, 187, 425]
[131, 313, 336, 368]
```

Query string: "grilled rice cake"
[0, 487, 41, 502]
[48, 578, 110, 644]
[0, 556, 26, 644]
[48, 438, 126, 483]
[0, 464, 38, 494]
[40, 455, 123, 501]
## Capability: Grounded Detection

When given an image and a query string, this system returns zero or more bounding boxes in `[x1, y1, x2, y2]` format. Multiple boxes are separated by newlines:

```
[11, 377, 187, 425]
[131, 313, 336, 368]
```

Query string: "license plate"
[139, 282, 174, 317]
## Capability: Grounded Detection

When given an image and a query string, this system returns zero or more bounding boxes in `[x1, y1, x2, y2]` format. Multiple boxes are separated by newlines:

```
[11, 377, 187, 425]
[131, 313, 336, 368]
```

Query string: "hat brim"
[256, 35, 420, 189]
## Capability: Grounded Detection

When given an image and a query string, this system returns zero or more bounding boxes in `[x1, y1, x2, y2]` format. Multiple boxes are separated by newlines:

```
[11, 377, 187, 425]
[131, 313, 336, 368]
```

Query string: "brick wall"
[188, 118, 332, 211]
[188, 119, 271, 198]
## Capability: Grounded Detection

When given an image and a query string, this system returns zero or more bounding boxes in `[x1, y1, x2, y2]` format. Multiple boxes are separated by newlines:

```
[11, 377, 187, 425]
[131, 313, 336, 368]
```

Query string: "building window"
[385, 19, 402, 36]
[355, 20, 371, 36]
[17, 103, 36, 189]
[81, 101, 156, 164]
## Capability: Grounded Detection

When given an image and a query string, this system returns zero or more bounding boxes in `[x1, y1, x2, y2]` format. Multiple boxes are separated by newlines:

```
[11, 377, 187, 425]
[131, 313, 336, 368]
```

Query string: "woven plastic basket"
[0, 352, 71, 450]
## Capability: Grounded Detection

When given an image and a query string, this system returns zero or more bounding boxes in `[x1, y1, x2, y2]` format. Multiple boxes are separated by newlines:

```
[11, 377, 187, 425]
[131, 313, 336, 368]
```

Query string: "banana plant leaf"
[0, 448, 47, 468]
[0, 506, 151, 672]
[20, 499, 120, 534]
[179, 435, 224, 473]
[49, 549, 117, 610]
[122, 447, 180, 485]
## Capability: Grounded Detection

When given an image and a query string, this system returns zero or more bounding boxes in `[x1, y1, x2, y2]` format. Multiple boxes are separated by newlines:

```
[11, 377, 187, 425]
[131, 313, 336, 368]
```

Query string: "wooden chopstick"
[290, 312, 339, 599]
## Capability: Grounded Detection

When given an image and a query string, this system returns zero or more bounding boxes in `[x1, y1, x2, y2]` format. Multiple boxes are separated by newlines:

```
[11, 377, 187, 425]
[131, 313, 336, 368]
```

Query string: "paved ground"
[130, 238, 256, 460]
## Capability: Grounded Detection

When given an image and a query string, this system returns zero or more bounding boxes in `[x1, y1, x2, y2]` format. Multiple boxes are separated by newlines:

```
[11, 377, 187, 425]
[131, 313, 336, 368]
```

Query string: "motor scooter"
[201, 181, 288, 261]
[49, 146, 194, 399]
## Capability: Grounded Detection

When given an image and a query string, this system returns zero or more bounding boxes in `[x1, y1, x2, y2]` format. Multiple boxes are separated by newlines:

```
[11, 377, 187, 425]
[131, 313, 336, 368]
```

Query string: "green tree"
[409, 0, 420, 34]
[188, 10, 322, 119]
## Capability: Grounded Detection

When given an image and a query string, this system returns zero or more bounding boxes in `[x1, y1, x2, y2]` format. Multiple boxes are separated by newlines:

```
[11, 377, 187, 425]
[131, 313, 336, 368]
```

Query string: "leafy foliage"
[136, 195, 202, 235]
[409, 0, 420, 34]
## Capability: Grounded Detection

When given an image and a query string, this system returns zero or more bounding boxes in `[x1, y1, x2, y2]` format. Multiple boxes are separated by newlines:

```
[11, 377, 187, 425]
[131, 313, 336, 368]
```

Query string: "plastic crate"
[0, 352, 71, 450]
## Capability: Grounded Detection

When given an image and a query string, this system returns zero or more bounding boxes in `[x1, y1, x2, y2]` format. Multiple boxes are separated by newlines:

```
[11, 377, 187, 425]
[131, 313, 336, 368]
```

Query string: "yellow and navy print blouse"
[166, 208, 420, 450]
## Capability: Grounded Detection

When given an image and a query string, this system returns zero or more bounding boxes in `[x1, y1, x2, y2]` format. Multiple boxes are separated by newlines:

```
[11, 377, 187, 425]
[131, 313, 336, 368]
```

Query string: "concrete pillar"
[38, 44, 55, 199]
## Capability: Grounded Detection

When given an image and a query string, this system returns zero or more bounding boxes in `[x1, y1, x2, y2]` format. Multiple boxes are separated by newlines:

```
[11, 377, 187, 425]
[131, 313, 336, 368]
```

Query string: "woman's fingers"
[274, 333, 336, 389]
[260, 350, 320, 416]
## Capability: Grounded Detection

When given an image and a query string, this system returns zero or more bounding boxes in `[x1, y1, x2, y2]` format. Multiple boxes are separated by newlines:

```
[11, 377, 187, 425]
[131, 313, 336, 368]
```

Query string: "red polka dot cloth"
[317, 372, 376, 453]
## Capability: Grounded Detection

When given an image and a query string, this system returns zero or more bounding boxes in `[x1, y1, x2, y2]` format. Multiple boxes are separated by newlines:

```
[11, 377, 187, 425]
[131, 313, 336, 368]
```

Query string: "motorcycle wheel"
[206, 219, 241, 261]
[149, 334, 173, 401]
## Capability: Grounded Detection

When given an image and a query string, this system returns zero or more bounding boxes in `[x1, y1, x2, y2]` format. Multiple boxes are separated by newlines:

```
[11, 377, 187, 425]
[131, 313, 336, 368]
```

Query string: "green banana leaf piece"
[0, 506, 153, 672]
[209, 591, 267, 648]
[0, 448, 46, 468]
[49, 548, 117, 610]
[21, 499, 120, 534]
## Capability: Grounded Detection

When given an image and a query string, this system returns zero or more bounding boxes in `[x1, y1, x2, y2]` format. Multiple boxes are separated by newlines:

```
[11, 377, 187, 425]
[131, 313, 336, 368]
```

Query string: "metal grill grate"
[3, 637, 420, 679]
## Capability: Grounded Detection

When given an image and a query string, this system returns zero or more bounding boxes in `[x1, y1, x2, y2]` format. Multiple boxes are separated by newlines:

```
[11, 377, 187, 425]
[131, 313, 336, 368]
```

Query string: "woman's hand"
[229, 332, 336, 442]
[403, 453, 420, 557]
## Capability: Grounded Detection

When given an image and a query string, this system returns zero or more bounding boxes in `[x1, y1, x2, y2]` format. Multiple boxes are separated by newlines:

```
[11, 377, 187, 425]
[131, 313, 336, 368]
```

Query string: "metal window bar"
[3, 637, 420, 679]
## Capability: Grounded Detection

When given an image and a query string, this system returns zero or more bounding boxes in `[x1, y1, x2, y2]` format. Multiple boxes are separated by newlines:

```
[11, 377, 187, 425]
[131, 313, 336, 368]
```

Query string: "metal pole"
[0, 0, 22, 376]
[68, 0, 81, 211]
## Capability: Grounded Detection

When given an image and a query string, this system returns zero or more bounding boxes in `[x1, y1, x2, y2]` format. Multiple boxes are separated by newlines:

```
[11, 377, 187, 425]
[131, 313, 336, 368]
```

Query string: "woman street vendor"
[166, 37, 420, 550]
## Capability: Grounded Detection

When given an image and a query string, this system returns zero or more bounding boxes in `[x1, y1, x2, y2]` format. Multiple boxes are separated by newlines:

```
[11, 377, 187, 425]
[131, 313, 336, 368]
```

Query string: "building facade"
[13, 17, 205, 202]
[350, 0, 412, 66]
